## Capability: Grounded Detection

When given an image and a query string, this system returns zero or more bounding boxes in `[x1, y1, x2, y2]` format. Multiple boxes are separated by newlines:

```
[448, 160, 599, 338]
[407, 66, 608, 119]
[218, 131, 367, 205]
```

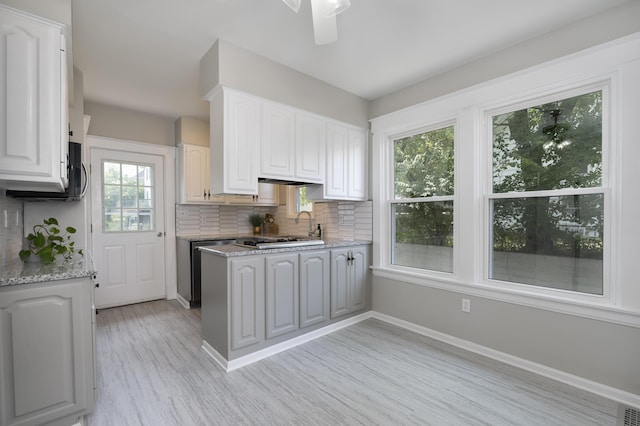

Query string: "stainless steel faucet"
[295, 210, 314, 237]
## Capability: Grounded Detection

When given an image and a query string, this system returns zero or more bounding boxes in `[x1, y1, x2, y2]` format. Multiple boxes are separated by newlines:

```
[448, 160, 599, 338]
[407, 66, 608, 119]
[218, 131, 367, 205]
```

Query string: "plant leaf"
[19, 250, 30, 261]
[66, 226, 77, 233]
[34, 233, 46, 247]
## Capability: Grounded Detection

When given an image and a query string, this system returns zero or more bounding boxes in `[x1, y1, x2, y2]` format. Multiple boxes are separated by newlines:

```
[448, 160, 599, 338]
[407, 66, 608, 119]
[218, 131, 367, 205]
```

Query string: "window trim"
[385, 119, 459, 276]
[285, 186, 314, 219]
[481, 82, 612, 304]
[370, 34, 640, 328]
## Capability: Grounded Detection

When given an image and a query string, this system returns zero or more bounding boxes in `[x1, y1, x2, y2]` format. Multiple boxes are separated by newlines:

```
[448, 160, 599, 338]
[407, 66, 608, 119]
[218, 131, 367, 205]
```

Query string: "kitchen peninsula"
[199, 239, 370, 371]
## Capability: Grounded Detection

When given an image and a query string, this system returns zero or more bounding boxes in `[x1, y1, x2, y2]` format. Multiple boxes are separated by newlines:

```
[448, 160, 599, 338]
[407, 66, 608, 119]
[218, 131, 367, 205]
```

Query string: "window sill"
[371, 266, 640, 328]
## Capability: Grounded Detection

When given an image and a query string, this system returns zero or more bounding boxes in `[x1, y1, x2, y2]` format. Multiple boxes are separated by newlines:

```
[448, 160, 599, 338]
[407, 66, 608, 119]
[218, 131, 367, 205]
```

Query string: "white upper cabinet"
[261, 101, 295, 179]
[207, 87, 260, 195]
[295, 111, 325, 183]
[177, 144, 225, 204]
[0, 5, 68, 192]
[260, 103, 325, 183]
[311, 122, 368, 201]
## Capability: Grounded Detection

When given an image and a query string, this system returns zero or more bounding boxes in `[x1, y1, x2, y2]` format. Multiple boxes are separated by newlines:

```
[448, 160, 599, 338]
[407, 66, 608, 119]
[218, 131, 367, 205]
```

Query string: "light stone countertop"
[0, 255, 96, 287]
[199, 238, 371, 257]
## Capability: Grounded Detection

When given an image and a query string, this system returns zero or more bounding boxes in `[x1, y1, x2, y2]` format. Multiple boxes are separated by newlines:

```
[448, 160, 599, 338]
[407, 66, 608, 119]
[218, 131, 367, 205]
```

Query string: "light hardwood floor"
[87, 300, 617, 425]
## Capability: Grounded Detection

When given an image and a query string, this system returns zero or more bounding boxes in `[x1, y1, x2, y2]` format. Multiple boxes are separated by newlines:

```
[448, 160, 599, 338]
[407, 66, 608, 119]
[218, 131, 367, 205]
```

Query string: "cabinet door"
[330, 248, 350, 319]
[230, 257, 265, 350]
[261, 102, 295, 179]
[347, 128, 367, 200]
[0, 279, 94, 426]
[254, 182, 279, 206]
[299, 251, 330, 328]
[183, 145, 208, 203]
[223, 91, 260, 194]
[0, 6, 66, 192]
[295, 112, 325, 182]
[325, 123, 349, 199]
[348, 246, 368, 312]
[265, 254, 299, 339]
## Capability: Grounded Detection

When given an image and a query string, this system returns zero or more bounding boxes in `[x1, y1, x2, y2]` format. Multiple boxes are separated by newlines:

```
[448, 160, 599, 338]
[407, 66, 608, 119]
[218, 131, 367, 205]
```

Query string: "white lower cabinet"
[265, 254, 299, 339]
[0, 278, 96, 426]
[330, 246, 368, 319]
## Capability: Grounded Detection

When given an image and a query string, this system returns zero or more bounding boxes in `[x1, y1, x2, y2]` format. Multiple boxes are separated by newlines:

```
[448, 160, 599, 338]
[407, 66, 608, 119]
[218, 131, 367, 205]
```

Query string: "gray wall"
[370, 1, 640, 118]
[84, 101, 176, 147]
[373, 278, 640, 396]
[201, 39, 370, 128]
[370, 1, 640, 398]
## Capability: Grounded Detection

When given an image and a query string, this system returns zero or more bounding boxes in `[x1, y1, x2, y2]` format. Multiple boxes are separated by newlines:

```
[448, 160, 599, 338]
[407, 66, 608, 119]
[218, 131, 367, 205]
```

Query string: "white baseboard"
[202, 312, 373, 372]
[175, 294, 190, 309]
[370, 311, 640, 409]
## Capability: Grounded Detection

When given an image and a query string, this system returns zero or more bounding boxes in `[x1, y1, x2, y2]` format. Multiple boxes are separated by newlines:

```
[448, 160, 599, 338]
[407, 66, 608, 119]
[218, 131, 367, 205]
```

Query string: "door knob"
[157, 232, 163, 237]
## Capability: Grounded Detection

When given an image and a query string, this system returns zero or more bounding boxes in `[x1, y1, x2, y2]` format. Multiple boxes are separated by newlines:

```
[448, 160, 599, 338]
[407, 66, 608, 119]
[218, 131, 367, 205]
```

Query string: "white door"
[90, 148, 166, 308]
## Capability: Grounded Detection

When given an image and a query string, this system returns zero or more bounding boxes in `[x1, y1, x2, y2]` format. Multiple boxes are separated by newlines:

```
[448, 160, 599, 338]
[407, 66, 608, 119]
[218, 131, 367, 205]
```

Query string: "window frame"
[368, 35, 640, 326]
[481, 82, 612, 304]
[285, 185, 314, 219]
[389, 120, 457, 274]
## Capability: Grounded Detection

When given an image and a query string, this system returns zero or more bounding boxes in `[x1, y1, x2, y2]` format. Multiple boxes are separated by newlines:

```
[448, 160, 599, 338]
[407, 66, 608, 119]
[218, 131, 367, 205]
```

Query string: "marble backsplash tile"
[0, 191, 24, 267]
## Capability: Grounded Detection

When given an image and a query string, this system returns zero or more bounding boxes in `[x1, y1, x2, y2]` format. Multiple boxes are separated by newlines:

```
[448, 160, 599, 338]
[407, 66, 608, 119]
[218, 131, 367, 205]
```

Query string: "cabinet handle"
[204, 189, 207, 199]
[207, 190, 211, 199]
[95, 283, 100, 288]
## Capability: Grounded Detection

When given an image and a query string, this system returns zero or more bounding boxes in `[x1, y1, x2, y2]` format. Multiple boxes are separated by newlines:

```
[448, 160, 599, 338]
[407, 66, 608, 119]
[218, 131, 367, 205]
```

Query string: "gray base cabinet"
[331, 246, 368, 319]
[265, 254, 299, 339]
[0, 278, 96, 426]
[201, 244, 369, 362]
[230, 257, 265, 351]
[299, 250, 330, 329]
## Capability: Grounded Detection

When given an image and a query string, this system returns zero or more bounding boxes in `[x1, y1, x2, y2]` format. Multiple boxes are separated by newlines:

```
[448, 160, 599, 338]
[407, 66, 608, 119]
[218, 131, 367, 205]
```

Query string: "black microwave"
[6, 141, 87, 201]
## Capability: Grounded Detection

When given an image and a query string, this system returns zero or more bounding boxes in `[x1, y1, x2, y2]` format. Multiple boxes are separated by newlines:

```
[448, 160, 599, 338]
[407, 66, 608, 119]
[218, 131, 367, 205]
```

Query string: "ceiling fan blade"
[311, 0, 337, 45]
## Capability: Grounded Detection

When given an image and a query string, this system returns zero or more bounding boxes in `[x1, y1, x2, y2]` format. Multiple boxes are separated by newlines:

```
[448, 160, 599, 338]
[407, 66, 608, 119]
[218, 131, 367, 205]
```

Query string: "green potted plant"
[19, 217, 83, 264]
[248, 213, 264, 235]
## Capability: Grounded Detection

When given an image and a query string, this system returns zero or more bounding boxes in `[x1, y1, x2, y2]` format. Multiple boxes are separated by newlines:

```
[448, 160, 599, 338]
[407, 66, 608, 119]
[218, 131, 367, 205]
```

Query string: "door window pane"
[102, 161, 155, 233]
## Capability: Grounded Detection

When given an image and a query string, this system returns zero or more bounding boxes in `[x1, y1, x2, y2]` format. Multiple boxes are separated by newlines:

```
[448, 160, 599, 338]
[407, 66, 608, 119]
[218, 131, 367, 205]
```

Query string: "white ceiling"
[71, 0, 630, 121]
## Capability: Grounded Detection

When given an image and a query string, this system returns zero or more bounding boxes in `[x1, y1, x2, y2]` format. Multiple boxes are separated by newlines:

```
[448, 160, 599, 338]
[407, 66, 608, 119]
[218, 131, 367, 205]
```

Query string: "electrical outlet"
[339, 214, 344, 224]
[3, 209, 7, 228]
[462, 298, 471, 313]
[177, 210, 189, 218]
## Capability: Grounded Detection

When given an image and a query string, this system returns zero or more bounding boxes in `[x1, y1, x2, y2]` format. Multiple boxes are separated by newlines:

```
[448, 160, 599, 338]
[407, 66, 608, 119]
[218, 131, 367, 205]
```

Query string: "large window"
[391, 124, 455, 272]
[489, 89, 604, 294]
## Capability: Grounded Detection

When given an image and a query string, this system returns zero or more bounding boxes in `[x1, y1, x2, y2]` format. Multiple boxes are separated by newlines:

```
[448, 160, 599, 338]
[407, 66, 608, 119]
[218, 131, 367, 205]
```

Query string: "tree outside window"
[392, 125, 455, 272]
[490, 89, 604, 294]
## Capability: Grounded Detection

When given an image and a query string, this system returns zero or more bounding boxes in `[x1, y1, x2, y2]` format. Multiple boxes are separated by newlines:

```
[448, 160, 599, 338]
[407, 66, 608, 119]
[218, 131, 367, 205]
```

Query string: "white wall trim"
[370, 311, 640, 410]
[85, 135, 177, 302]
[202, 312, 373, 372]
[372, 267, 640, 329]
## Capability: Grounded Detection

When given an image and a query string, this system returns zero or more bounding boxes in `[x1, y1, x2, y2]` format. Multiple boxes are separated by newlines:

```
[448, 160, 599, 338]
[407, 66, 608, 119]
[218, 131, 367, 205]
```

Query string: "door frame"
[85, 135, 177, 301]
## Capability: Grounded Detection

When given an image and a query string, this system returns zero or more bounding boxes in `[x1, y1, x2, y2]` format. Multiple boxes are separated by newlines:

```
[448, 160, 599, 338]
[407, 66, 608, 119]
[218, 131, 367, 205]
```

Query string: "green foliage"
[394, 126, 454, 246]
[248, 213, 264, 227]
[491, 91, 604, 258]
[19, 217, 84, 264]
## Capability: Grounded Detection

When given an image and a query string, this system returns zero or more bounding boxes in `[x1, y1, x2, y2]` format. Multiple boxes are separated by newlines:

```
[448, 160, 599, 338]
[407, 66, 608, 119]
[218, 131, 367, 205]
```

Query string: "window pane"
[104, 209, 122, 232]
[102, 160, 155, 233]
[493, 91, 602, 193]
[297, 187, 313, 213]
[392, 201, 453, 273]
[490, 194, 603, 294]
[394, 126, 454, 199]
[103, 162, 120, 184]
[121, 164, 138, 186]
[104, 185, 121, 208]
[121, 185, 138, 208]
